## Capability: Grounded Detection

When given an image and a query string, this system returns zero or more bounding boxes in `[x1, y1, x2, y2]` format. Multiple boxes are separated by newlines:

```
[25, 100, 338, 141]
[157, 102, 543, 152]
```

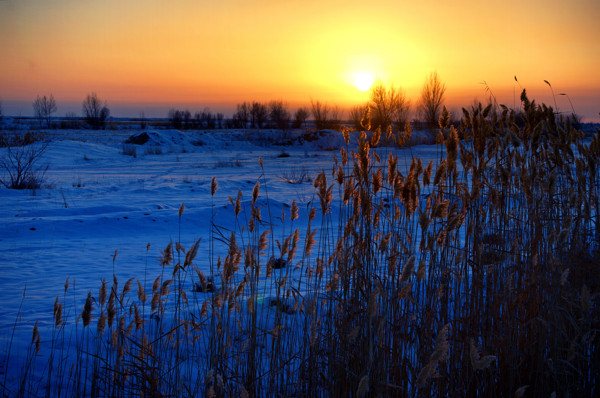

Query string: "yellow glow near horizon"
[0, 0, 598, 119]
[354, 73, 375, 92]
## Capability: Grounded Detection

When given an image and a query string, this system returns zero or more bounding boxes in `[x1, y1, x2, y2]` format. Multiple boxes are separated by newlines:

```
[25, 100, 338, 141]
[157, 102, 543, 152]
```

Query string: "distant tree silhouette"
[310, 100, 343, 130]
[251, 102, 268, 129]
[369, 81, 411, 132]
[33, 94, 57, 128]
[310, 99, 329, 130]
[199, 108, 215, 129]
[82, 93, 110, 129]
[349, 104, 366, 131]
[328, 105, 343, 131]
[0, 101, 3, 127]
[418, 71, 446, 128]
[233, 102, 250, 128]
[269, 101, 291, 131]
[292, 107, 309, 129]
[216, 113, 224, 129]
[168, 109, 183, 129]
[182, 110, 192, 129]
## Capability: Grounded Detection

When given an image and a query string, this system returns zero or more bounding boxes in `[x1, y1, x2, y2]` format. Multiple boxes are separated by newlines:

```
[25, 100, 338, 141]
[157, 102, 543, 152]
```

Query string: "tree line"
[5, 71, 447, 131]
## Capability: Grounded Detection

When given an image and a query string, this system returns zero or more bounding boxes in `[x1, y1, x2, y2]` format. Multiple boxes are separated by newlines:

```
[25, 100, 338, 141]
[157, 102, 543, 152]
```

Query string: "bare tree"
[33, 94, 57, 128]
[0, 101, 3, 128]
[82, 93, 110, 129]
[199, 108, 215, 129]
[369, 82, 411, 132]
[251, 102, 268, 129]
[182, 109, 192, 129]
[233, 102, 250, 128]
[168, 109, 183, 129]
[349, 105, 366, 131]
[418, 71, 446, 128]
[269, 100, 291, 131]
[310, 99, 329, 130]
[328, 105, 343, 131]
[392, 91, 411, 130]
[292, 107, 309, 129]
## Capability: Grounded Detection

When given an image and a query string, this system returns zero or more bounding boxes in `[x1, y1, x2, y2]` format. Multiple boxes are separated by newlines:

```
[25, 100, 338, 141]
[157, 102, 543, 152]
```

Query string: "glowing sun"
[354, 72, 375, 92]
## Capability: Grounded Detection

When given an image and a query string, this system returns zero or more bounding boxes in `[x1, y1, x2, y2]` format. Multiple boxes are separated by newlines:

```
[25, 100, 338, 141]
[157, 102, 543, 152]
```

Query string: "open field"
[1, 101, 599, 397]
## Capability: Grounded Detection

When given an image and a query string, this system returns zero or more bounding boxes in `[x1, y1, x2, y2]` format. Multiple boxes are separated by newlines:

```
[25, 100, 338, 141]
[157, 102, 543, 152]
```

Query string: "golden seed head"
[439, 106, 450, 130]
[160, 242, 173, 266]
[371, 127, 381, 147]
[259, 229, 270, 252]
[401, 255, 416, 283]
[81, 291, 94, 327]
[32, 321, 40, 353]
[211, 176, 218, 196]
[99, 279, 107, 306]
[361, 106, 371, 131]
[252, 180, 260, 204]
[342, 127, 350, 146]
[137, 280, 147, 303]
[184, 238, 201, 268]
[97, 309, 106, 335]
[340, 146, 348, 165]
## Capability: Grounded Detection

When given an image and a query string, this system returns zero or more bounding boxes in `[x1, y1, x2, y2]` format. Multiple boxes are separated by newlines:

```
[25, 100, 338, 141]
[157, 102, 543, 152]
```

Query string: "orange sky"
[1, 0, 599, 120]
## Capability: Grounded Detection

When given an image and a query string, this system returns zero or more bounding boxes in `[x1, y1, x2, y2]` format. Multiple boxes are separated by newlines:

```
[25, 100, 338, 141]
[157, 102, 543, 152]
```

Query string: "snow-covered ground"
[0, 128, 437, 377]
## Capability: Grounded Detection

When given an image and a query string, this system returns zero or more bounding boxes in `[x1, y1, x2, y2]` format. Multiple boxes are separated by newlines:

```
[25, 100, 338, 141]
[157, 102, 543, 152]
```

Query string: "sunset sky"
[1, 0, 599, 120]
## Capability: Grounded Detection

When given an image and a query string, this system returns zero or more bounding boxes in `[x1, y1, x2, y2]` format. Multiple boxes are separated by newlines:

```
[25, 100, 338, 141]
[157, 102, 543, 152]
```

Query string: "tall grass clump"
[2, 90, 598, 397]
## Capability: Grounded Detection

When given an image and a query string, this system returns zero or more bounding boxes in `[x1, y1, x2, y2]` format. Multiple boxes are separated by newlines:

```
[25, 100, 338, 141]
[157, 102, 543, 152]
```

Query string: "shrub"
[0, 133, 49, 189]
[82, 93, 110, 129]
[33, 94, 57, 128]
[418, 71, 446, 128]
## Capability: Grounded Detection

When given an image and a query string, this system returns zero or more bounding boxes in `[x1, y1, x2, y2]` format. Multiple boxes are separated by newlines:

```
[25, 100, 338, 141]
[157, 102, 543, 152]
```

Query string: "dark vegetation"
[32, 94, 57, 128]
[82, 92, 110, 130]
[0, 132, 48, 189]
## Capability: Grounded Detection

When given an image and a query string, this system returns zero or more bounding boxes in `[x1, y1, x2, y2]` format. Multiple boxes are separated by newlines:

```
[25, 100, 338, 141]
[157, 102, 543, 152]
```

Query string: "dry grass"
[2, 91, 599, 397]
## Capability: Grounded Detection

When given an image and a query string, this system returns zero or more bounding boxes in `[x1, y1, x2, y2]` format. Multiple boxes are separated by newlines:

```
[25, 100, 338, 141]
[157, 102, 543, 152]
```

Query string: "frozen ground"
[0, 128, 437, 374]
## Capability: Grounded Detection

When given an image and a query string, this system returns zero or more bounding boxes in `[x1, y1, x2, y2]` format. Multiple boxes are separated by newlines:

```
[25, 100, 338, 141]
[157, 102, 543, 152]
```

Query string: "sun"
[354, 72, 375, 92]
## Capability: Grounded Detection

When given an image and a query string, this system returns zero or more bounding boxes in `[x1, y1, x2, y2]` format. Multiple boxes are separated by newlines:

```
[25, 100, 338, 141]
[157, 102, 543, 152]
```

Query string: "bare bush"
[232, 102, 250, 128]
[369, 81, 410, 132]
[268, 100, 291, 131]
[310, 99, 329, 130]
[292, 107, 309, 129]
[82, 93, 110, 129]
[168, 109, 193, 129]
[195, 108, 216, 129]
[418, 71, 446, 128]
[280, 165, 311, 184]
[311, 99, 342, 130]
[0, 134, 49, 189]
[349, 104, 366, 131]
[251, 102, 268, 129]
[33, 94, 57, 128]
